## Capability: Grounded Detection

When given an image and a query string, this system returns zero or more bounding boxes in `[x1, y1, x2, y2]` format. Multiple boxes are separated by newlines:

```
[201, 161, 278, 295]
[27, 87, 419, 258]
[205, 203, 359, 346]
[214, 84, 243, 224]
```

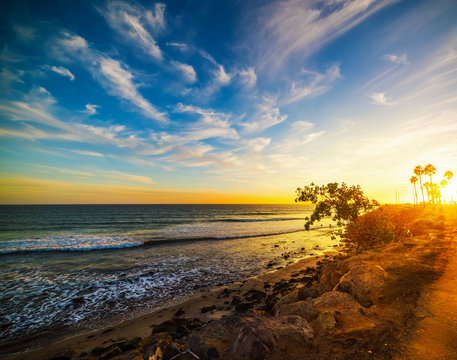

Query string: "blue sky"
[1, 0, 457, 203]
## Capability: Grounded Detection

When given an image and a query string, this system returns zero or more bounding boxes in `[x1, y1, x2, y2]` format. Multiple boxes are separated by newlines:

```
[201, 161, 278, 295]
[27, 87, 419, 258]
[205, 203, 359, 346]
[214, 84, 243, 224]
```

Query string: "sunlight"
[442, 182, 457, 203]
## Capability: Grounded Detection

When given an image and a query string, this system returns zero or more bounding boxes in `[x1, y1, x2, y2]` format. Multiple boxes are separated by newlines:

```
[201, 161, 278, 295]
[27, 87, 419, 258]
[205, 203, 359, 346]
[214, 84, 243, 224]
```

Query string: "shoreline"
[4, 249, 338, 359]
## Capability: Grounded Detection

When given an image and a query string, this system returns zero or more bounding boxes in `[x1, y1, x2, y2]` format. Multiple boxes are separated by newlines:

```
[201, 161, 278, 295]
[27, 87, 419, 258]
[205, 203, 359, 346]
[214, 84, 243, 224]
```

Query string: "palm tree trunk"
[419, 175, 425, 206]
[414, 183, 418, 205]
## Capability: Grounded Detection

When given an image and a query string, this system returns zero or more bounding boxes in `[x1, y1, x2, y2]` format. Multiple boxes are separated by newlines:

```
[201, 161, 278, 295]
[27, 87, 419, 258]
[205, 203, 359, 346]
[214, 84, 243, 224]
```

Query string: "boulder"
[275, 299, 318, 322]
[277, 289, 299, 305]
[318, 261, 350, 293]
[230, 312, 314, 360]
[336, 263, 387, 307]
[311, 291, 376, 334]
[298, 286, 319, 300]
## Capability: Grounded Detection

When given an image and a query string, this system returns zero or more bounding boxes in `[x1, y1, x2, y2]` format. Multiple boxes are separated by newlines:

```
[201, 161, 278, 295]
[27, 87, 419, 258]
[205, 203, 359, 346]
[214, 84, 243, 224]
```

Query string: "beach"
[2, 205, 457, 359]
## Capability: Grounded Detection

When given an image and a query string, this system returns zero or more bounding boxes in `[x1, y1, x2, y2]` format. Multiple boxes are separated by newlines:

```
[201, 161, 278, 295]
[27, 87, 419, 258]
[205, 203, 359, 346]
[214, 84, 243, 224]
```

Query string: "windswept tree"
[414, 165, 425, 205]
[423, 164, 437, 203]
[295, 182, 379, 230]
[410, 176, 418, 205]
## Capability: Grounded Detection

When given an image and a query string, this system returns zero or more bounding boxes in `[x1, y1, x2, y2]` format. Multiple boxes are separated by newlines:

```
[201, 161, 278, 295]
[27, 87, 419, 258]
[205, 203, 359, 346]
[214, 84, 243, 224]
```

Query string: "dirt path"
[397, 229, 457, 360]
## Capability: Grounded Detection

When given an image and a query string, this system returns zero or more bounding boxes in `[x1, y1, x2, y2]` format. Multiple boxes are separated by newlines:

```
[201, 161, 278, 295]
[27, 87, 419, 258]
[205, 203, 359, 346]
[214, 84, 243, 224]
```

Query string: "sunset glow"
[1, 0, 457, 204]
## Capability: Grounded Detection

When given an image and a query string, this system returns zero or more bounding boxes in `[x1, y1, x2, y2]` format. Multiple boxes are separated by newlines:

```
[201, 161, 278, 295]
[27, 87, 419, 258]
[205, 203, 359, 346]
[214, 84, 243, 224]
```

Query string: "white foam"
[0, 234, 143, 253]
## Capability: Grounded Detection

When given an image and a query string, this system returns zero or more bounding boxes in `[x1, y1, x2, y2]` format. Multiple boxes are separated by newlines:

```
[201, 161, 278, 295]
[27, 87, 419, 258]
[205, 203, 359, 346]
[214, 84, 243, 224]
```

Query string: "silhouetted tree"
[444, 170, 454, 185]
[410, 176, 418, 205]
[423, 164, 436, 204]
[414, 165, 425, 205]
[295, 182, 379, 230]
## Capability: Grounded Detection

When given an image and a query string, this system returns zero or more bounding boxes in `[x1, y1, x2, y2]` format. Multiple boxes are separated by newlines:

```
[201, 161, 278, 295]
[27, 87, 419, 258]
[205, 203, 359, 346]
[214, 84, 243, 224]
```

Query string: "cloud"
[71, 150, 104, 157]
[83, 104, 100, 115]
[56, 32, 167, 122]
[13, 25, 36, 41]
[46, 65, 75, 81]
[238, 67, 257, 88]
[241, 96, 287, 133]
[247, 137, 271, 152]
[383, 53, 409, 65]
[166, 42, 190, 51]
[283, 64, 341, 105]
[215, 65, 231, 85]
[172, 61, 197, 83]
[101, 1, 165, 60]
[369, 92, 396, 106]
[175, 103, 239, 141]
[257, 0, 397, 70]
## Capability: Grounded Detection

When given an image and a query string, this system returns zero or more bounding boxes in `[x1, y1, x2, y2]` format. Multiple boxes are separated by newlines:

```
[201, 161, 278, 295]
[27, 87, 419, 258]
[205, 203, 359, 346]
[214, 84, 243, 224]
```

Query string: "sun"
[442, 182, 457, 204]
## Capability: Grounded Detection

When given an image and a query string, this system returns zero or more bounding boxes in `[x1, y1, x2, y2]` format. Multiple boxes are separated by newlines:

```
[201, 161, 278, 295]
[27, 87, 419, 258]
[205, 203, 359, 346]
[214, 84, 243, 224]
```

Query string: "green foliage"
[344, 208, 395, 251]
[295, 182, 379, 230]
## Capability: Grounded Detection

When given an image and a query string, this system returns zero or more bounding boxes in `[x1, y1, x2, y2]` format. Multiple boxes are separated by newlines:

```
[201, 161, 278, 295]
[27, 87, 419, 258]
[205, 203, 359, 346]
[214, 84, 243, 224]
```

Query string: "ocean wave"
[0, 235, 143, 254]
[210, 217, 308, 223]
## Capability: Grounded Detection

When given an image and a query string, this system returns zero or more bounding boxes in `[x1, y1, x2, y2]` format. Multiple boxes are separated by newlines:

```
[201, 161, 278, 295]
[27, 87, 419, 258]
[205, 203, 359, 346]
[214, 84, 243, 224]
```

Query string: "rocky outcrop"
[335, 263, 388, 307]
[275, 299, 318, 322]
[230, 311, 314, 360]
[311, 291, 376, 334]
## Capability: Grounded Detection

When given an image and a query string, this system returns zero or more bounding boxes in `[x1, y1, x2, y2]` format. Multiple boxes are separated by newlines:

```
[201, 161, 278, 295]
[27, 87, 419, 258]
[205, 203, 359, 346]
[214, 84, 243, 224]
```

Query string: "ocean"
[0, 204, 337, 344]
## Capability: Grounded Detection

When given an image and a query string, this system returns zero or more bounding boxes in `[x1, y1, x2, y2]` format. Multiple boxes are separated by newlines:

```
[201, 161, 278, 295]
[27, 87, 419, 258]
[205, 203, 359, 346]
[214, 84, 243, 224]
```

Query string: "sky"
[0, 0, 456, 204]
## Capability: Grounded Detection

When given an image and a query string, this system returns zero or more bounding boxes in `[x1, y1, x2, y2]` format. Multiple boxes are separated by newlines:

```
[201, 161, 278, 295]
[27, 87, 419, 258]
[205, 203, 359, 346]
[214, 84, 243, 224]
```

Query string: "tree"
[444, 170, 453, 185]
[414, 165, 425, 205]
[423, 164, 436, 203]
[424, 182, 431, 203]
[295, 182, 379, 230]
[410, 176, 418, 205]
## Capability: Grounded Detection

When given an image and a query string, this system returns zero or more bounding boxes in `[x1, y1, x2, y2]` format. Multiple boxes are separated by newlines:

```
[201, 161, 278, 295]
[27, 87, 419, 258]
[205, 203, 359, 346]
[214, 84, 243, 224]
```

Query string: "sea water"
[0, 204, 337, 344]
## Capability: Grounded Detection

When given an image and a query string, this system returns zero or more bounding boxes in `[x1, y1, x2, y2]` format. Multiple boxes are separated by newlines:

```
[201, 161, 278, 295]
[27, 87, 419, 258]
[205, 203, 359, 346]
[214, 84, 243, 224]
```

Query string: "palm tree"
[444, 170, 454, 185]
[424, 182, 431, 203]
[414, 165, 425, 205]
[410, 176, 418, 205]
[440, 179, 448, 204]
[423, 164, 436, 204]
[444, 170, 454, 203]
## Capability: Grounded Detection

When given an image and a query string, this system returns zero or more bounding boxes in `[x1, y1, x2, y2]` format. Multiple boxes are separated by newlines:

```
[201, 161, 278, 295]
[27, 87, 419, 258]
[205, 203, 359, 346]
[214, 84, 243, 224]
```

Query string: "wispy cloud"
[257, 0, 397, 70]
[45, 65, 75, 81]
[175, 103, 239, 141]
[241, 96, 287, 133]
[172, 61, 197, 83]
[101, 1, 165, 60]
[237, 67, 257, 88]
[283, 64, 341, 105]
[83, 103, 100, 115]
[71, 150, 104, 157]
[369, 92, 396, 106]
[56, 32, 167, 122]
[383, 53, 409, 65]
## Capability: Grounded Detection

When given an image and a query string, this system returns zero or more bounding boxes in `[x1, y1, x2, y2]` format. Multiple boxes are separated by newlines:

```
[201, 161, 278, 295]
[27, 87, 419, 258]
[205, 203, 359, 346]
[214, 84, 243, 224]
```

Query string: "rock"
[275, 299, 318, 322]
[230, 296, 241, 306]
[245, 290, 267, 301]
[336, 263, 388, 307]
[201, 305, 217, 313]
[311, 291, 376, 334]
[235, 301, 256, 312]
[298, 286, 319, 300]
[142, 333, 176, 360]
[265, 294, 279, 314]
[316, 311, 336, 330]
[207, 346, 220, 359]
[174, 308, 185, 316]
[276, 289, 299, 306]
[231, 312, 314, 360]
[318, 261, 350, 293]
[151, 318, 203, 339]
